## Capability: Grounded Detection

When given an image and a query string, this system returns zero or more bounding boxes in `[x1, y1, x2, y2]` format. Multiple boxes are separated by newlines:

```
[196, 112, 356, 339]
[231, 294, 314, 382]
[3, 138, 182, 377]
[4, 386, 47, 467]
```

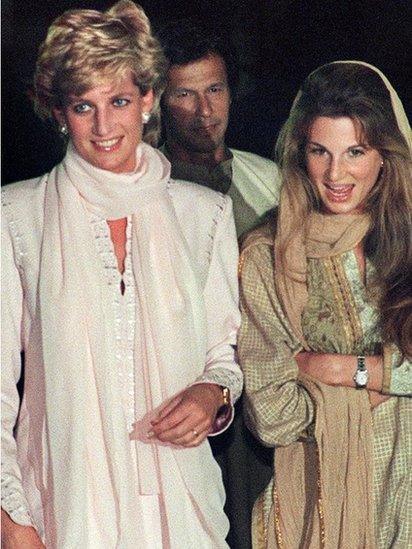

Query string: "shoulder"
[240, 209, 278, 253]
[2, 175, 48, 257]
[168, 178, 231, 221]
[230, 148, 278, 172]
[168, 177, 225, 201]
[2, 175, 47, 215]
[239, 214, 278, 278]
[229, 148, 281, 205]
[167, 179, 236, 283]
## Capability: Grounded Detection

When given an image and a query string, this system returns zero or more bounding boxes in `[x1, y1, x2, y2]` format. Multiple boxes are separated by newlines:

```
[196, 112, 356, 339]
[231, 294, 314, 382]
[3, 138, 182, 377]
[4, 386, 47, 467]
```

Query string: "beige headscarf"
[247, 61, 411, 548]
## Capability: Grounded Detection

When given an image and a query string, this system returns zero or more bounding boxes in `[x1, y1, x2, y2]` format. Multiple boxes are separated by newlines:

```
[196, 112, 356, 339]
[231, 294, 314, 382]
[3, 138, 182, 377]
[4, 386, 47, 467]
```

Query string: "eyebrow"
[169, 80, 227, 92]
[306, 140, 367, 148]
[67, 90, 136, 103]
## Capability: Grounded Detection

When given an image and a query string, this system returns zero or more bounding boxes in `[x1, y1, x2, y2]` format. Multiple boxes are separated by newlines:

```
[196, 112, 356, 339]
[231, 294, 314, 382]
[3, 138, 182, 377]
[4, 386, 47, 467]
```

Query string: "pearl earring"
[142, 111, 151, 124]
[60, 124, 68, 135]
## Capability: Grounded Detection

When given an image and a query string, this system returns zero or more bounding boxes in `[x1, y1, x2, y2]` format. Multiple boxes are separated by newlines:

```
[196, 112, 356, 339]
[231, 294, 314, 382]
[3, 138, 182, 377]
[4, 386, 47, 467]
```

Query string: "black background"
[2, 0, 411, 185]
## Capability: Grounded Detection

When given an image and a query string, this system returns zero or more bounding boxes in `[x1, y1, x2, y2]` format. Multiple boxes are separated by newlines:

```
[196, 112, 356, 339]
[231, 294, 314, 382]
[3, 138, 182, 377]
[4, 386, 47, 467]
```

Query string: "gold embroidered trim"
[253, 494, 268, 548]
[273, 483, 283, 548]
[273, 447, 326, 548]
[316, 446, 326, 548]
[238, 250, 246, 279]
[322, 257, 363, 350]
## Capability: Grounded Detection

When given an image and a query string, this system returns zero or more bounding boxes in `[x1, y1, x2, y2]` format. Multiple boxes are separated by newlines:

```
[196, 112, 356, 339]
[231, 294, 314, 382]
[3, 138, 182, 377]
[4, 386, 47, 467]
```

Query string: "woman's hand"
[1, 510, 45, 548]
[296, 352, 385, 392]
[296, 352, 346, 386]
[148, 383, 224, 447]
[368, 391, 390, 409]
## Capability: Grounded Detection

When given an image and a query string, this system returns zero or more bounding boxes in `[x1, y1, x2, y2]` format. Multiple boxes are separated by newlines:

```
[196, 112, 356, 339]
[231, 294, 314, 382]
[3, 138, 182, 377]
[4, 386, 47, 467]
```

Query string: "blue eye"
[113, 98, 130, 107]
[73, 103, 91, 114]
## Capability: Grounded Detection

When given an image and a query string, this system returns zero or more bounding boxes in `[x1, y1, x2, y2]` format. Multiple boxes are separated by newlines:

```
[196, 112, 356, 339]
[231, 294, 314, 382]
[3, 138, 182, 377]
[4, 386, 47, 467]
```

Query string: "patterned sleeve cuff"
[382, 345, 393, 394]
[194, 368, 243, 403]
[1, 478, 33, 526]
[382, 344, 412, 396]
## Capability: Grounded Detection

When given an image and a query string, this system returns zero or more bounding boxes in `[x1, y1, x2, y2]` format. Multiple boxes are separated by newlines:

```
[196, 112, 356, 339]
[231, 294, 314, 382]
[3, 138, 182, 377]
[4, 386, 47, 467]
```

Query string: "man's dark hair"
[157, 19, 238, 94]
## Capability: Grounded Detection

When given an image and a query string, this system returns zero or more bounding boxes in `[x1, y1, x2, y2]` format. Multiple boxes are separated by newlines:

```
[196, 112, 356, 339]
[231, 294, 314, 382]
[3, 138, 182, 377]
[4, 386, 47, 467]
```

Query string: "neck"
[165, 139, 229, 168]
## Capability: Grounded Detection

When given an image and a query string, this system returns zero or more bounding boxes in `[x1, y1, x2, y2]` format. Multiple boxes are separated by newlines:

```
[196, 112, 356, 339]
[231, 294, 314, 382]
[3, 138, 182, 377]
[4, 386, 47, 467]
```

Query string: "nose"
[328, 155, 345, 182]
[196, 94, 212, 118]
[92, 108, 113, 136]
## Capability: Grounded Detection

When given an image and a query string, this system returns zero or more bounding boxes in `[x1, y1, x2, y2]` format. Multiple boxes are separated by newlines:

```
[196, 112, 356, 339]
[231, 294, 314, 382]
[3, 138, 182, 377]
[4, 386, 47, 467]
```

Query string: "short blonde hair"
[34, 0, 167, 145]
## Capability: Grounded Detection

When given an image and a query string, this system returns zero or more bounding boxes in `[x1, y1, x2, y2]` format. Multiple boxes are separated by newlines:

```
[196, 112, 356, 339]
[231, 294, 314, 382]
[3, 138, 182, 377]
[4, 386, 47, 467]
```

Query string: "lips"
[324, 183, 354, 202]
[92, 137, 122, 152]
[193, 121, 220, 131]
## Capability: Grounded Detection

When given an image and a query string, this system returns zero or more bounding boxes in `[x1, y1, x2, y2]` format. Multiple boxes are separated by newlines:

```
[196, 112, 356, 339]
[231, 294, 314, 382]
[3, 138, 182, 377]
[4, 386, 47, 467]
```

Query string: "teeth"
[326, 184, 353, 194]
[95, 138, 119, 147]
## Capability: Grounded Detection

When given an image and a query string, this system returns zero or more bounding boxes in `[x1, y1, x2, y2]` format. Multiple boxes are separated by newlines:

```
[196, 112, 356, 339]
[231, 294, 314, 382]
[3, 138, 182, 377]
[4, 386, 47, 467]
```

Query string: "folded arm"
[238, 243, 314, 447]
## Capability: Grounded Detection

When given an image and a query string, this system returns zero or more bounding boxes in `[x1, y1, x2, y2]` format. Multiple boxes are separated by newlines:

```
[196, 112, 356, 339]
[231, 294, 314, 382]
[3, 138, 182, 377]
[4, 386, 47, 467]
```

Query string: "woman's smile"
[323, 182, 355, 203]
[91, 136, 123, 152]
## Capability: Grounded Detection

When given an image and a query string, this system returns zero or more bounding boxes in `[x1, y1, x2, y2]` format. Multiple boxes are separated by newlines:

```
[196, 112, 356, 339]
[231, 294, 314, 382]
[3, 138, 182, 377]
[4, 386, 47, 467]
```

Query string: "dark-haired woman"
[239, 61, 411, 548]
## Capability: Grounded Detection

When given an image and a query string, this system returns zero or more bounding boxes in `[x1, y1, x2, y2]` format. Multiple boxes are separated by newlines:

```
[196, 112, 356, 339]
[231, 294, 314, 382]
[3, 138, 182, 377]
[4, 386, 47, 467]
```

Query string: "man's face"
[162, 53, 230, 156]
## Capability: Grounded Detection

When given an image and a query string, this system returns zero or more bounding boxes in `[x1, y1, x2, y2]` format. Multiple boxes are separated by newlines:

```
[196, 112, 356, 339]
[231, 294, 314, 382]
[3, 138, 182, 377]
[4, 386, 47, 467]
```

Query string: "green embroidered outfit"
[239, 242, 411, 547]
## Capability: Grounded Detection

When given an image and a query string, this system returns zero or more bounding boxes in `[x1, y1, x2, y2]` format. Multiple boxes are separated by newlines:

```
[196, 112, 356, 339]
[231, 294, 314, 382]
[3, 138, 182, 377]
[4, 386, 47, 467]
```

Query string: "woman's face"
[305, 116, 383, 214]
[54, 73, 153, 173]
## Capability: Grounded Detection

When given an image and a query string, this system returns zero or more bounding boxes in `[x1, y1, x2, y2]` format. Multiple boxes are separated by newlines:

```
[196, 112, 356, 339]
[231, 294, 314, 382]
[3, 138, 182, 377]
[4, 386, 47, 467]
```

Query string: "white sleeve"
[1, 213, 33, 526]
[192, 195, 243, 434]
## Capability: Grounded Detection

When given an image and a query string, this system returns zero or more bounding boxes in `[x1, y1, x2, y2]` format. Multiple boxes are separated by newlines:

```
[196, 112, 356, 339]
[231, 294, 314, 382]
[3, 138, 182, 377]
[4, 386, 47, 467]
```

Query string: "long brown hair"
[275, 62, 412, 357]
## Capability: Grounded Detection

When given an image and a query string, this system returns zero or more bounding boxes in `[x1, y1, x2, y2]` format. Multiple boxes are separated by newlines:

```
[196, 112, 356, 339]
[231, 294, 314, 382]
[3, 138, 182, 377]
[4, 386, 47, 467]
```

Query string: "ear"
[52, 107, 66, 127]
[142, 88, 154, 112]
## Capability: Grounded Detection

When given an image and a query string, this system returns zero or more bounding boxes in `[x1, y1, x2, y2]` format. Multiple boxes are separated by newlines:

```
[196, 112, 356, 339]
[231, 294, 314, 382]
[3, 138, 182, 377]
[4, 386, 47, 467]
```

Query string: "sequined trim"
[1, 476, 33, 526]
[206, 192, 227, 264]
[2, 192, 26, 267]
[90, 213, 136, 431]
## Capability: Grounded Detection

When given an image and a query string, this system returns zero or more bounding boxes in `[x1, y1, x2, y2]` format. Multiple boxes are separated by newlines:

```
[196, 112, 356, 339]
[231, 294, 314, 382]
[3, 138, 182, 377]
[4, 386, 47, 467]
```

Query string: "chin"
[322, 202, 362, 215]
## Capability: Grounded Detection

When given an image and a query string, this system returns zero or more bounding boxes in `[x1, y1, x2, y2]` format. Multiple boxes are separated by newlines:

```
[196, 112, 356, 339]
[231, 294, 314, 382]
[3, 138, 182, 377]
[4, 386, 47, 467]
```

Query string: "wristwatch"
[353, 355, 368, 388]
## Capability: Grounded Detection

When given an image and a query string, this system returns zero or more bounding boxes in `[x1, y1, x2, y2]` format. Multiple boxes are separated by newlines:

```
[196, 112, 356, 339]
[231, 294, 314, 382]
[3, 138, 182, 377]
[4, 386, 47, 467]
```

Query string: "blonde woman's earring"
[142, 111, 151, 124]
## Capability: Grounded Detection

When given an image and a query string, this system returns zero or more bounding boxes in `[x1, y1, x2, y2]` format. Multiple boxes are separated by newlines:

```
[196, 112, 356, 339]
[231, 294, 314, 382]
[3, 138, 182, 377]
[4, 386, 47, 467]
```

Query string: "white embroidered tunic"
[2, 176, 242, 548]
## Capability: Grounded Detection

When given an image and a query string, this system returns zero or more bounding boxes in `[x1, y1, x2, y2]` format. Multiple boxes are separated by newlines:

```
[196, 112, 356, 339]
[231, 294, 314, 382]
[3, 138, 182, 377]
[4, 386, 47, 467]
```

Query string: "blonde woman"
[239, 61, 411, 547]
[1, 2, 242, 547]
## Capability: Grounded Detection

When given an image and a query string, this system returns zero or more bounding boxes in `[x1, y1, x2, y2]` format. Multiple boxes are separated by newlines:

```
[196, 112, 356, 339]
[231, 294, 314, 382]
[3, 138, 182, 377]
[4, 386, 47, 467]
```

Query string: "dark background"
[2, 0, 411, 185]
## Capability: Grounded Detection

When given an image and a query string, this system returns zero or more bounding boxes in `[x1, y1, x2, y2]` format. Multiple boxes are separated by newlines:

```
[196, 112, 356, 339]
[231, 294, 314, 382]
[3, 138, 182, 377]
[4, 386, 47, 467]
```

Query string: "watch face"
[355, 370, 369, 386]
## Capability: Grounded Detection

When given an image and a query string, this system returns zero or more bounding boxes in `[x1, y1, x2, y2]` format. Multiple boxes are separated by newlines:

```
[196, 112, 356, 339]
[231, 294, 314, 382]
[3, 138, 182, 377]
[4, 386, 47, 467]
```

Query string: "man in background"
[159, 21, 280, 548]
[158, 20, 280, 238]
